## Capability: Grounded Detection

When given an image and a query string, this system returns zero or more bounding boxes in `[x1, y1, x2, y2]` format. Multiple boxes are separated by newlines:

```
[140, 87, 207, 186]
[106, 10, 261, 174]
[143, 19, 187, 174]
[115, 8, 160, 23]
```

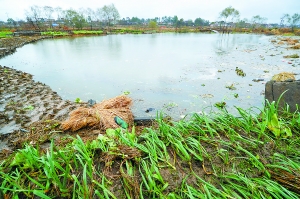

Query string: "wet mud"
[0, 36, 50, 58]
[0, 64, 88, 156]
[0, 64, 149, 160]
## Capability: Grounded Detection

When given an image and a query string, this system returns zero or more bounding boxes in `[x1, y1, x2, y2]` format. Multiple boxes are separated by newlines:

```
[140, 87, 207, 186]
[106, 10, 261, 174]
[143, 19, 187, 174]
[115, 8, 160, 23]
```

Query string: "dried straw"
[61, 95, 133, 132]
[272, 72, 296, 82]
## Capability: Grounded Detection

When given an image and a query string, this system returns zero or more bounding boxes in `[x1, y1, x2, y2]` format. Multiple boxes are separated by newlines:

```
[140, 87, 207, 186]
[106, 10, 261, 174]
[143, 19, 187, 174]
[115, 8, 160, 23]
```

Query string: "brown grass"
[269, 168, 300, 194]
[61, 95, 133, 131]
[272, 72, 296, 82]
[290, 44, 300, 49]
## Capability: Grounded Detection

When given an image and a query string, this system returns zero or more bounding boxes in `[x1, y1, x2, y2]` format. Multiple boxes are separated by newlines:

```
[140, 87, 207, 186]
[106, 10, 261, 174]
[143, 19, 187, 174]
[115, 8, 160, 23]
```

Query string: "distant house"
[268, 24, 280, 28]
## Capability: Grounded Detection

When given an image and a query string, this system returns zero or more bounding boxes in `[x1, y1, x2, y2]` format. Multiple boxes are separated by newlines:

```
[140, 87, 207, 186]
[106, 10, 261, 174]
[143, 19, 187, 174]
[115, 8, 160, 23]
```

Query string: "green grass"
[73, 30, 104, 35]
[0, 100, 300, 198]
[41, 31, 69, 36]
[41, 30, 104, 36]
[112, 29, 144, 34]
[283, 33, 296, 36]
[41, 30, 104, 37]
[0, 31, 13, 38]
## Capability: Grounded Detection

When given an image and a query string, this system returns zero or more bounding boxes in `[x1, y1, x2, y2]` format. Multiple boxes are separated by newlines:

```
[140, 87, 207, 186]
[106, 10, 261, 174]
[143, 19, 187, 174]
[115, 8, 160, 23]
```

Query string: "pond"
[1, 33, 299, 119]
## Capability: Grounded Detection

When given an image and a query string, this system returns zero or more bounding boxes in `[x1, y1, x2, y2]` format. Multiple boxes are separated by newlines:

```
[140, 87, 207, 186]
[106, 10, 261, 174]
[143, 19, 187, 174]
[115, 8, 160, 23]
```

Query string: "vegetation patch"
[283, 33, 296, 36]
[1, 101, 300, 198]
[283, 54, 299, 58]
[41, 31, 69, 36]
[72, 30, 104, 35]
[0, 31, 13, 38]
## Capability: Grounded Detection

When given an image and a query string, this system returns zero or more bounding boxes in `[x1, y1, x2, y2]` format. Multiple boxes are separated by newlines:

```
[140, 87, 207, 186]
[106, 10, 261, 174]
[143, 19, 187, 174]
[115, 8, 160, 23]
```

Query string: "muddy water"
[1, 33, 299, 119]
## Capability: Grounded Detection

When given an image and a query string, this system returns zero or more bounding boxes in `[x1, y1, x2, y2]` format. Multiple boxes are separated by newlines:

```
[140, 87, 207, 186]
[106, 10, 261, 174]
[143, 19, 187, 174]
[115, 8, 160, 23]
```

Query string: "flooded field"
[1, 33, 299, 119]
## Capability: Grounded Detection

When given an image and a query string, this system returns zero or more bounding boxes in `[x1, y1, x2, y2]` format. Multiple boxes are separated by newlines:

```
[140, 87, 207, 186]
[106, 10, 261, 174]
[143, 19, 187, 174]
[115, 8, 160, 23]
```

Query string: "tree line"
[218, 6, 300, 32]
[4, 5, 300, 31]
[19, 4, 120, 30]
[11, 4, 210, 30]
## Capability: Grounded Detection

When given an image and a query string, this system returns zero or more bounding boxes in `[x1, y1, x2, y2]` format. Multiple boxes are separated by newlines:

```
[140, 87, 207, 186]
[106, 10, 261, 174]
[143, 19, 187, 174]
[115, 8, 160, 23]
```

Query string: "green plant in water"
[284, 54, 299, 58]
[214, 101, 226, 109]
[235, 67, 246, 77]
[163, 102, 178, 110]
[7, 100, 16, 105]
[75, 98, 81, 103]
[226, 84, 236, 90]
[123, 90, 130, 95]
[23, 105, 34, 111]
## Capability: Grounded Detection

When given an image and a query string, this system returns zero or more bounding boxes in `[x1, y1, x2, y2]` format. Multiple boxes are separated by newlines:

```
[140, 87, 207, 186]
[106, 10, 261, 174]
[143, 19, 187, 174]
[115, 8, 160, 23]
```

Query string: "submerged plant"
[226, 84, 236, 90]
[214, 101, 226, 109]
[283, 54, 299, 58]
[235, 67, 246, 77]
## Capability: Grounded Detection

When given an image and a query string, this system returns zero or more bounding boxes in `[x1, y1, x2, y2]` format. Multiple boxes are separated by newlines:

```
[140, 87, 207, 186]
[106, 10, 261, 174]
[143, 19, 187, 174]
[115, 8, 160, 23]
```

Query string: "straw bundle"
[61, 95, 133, 132]
[269, 168, 300, 194]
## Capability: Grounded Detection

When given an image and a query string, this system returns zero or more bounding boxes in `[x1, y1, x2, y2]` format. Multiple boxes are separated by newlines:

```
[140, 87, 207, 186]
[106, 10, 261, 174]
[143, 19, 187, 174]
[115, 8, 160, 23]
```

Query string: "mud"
[0, 37, 99, 152]
[0, 64, 152, 161]
[0, 64, 87, 155]
[0, 36, 50, 58]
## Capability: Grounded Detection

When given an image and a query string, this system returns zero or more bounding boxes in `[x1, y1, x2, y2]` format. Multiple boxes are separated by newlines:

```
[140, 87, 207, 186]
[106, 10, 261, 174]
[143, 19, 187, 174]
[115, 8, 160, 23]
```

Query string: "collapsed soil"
[0, 65, 92, 149]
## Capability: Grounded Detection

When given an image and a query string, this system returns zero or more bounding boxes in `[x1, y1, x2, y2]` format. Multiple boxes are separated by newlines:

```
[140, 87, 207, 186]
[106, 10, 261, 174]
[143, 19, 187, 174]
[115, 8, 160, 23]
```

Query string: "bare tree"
[55, 7, 63, 20]
[100, 4, 120, 27]
[284, 13, 300, 32]
[219, 6, 240, 33]
[250, 15, 267, 30]
[280, 14, 289, 28]
[63, 9, 86, 30]
[95, 8, 104, 27]
[85, 8, 96, 30]
[25, 5, 44, 30]
[43, 6, 54, 29]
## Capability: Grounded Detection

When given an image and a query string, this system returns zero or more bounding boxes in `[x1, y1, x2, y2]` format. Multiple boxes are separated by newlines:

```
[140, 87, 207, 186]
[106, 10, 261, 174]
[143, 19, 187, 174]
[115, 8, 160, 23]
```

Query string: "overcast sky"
[0, 0, 298, 23]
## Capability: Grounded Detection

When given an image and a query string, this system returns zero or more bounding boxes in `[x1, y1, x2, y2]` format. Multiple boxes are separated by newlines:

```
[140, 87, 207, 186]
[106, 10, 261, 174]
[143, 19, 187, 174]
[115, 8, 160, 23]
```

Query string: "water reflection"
[214, 34, 260, 55]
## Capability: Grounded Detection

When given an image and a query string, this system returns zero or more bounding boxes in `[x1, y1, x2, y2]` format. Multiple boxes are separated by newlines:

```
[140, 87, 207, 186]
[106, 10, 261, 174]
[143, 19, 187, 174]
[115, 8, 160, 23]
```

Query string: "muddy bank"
[0, 36, 51, 58]
[0, 64, 145, 158]
[0, 36, 103, 155]
[0, 65, 91, 157]
[0, 65, 82, 134]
